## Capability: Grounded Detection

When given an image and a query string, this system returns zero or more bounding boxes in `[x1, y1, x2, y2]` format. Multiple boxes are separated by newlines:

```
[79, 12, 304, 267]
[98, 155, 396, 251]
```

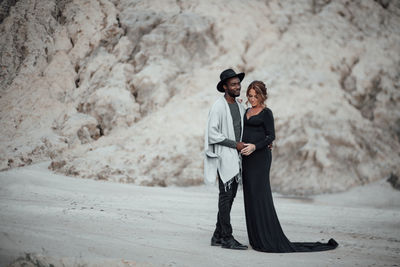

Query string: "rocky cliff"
[1, 0, 399, 195]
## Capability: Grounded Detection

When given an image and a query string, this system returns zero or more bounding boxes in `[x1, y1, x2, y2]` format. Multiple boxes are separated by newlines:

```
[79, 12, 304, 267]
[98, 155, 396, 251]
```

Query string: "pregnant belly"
[242, 130, 264, 144]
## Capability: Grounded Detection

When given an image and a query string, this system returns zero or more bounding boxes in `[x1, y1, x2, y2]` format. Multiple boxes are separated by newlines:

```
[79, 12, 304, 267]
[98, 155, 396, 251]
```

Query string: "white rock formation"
[1, 0, 399, 194]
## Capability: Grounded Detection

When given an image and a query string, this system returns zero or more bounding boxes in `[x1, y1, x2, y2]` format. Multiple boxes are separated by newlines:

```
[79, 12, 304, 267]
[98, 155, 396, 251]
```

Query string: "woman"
[240, 81, 338, 252]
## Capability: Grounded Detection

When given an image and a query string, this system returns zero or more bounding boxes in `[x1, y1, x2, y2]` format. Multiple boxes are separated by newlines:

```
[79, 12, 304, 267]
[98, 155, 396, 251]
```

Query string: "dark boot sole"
[221, 245, 248, 250]
[211, 236, 222, 246]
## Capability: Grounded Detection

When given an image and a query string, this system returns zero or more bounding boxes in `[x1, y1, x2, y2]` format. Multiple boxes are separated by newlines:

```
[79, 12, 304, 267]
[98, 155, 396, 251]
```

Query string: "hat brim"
[217, 72, 245, 92]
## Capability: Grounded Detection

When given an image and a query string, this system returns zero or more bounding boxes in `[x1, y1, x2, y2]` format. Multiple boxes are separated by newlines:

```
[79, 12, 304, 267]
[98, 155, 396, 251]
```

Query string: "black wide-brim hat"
[217, 69, 245, 92]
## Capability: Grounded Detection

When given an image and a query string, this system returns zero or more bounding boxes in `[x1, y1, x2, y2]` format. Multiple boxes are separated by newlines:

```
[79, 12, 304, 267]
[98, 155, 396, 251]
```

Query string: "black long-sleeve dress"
[242, 107, 338, 252]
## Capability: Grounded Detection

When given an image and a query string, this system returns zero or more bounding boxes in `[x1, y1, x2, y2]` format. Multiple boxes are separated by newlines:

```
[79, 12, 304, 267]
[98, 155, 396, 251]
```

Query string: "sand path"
[0, 162, 399, 266]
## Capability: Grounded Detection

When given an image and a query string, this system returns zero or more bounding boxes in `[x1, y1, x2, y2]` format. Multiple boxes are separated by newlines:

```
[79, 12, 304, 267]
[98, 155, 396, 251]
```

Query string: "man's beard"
[227, 89, 239, 98]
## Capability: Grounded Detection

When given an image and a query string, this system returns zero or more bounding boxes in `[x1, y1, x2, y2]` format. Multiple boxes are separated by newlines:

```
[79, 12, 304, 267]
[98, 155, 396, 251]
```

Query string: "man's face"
[223, 77, 241, 98]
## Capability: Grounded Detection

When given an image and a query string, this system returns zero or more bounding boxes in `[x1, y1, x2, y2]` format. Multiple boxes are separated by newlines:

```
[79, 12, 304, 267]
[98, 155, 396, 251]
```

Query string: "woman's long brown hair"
[246, 81, 268, 107]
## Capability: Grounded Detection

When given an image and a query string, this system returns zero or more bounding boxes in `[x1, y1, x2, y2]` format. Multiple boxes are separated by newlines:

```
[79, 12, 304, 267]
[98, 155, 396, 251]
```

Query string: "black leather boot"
[221, 237, 248, 250]
[211, 235, 222, 246]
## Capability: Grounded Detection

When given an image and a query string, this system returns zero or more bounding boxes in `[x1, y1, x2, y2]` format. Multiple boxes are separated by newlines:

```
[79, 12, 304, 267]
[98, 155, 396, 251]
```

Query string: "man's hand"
[236, 142, 245, 152]
[268, 143, 273, 150]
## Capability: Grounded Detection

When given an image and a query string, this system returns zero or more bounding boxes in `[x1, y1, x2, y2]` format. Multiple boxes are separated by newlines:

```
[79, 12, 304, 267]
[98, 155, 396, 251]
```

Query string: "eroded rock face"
[1, 0, 399, 195]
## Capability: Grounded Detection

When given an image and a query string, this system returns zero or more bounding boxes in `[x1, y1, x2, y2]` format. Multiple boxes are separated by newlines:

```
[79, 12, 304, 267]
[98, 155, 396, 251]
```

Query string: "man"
[204, 68, 248, 250]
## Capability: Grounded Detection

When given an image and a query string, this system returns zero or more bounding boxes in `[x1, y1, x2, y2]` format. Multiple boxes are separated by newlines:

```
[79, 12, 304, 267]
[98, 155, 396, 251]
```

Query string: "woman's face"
[247, 89, 260, 107]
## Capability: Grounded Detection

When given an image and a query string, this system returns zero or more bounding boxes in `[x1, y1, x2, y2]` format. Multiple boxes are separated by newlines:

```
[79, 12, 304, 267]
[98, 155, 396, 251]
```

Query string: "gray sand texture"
[0, 162, 399, 266]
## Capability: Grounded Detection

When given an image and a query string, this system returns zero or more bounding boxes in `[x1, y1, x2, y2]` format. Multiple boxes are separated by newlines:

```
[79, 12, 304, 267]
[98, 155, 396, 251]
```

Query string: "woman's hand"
[241, 143, 256, 156]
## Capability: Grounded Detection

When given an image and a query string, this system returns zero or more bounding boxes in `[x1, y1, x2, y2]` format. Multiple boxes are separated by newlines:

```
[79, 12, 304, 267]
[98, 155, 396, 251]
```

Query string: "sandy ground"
[0, 162, 399, 267]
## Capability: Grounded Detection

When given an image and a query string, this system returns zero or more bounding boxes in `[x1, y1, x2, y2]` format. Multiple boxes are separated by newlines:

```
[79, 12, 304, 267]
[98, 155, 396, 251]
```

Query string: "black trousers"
[213, 175, 238, 239]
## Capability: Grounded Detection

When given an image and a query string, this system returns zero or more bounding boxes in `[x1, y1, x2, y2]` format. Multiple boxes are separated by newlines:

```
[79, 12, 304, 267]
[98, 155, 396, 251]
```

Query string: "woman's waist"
[242, 133, 265, 143]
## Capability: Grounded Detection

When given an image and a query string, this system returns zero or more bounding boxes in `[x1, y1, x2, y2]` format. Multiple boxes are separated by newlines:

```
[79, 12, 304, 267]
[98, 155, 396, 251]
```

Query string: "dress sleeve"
[255, 108, 275, 150]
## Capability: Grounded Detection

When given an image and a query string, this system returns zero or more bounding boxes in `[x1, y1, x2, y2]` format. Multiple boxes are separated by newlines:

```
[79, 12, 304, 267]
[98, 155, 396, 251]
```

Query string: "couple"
[204, 69, 338, 252]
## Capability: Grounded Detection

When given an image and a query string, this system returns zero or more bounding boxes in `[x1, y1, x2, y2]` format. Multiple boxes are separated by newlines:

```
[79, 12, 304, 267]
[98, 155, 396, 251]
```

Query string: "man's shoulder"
[209, 96, 226, 111]
[236, 100, 246, 111]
